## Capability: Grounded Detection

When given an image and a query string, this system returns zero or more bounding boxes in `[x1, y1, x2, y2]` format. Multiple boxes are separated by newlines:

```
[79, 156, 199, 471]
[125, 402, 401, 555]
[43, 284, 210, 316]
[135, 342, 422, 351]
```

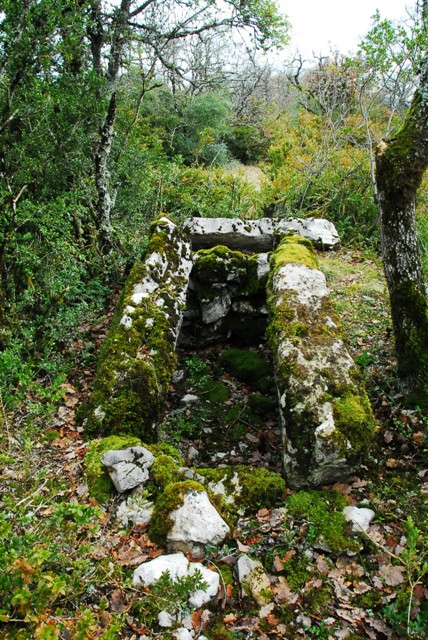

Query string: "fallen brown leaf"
[378, 563, 405, 586]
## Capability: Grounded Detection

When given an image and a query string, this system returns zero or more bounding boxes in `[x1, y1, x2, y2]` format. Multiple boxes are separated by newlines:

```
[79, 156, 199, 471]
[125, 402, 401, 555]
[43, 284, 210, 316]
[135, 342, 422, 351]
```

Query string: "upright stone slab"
[267, 235, 376, 487]
[85, 217, 192, 440]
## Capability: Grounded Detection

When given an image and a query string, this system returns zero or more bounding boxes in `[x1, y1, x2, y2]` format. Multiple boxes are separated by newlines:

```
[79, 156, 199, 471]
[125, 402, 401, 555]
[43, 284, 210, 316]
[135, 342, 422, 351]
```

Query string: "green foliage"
[0, 502, 102, 633]
[266, 111, 379, 243]
[132, 568, 208, 628]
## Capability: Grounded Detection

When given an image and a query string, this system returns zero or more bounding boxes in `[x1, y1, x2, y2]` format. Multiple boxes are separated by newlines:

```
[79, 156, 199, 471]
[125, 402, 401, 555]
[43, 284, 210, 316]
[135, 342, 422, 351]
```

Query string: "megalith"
[84, 217, 192, 440]
[267, 235, 376, 487]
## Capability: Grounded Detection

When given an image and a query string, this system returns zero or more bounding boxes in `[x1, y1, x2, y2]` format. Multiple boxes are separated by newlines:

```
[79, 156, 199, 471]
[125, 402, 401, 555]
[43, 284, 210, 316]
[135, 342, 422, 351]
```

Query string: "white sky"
[278, 0, 416, 59]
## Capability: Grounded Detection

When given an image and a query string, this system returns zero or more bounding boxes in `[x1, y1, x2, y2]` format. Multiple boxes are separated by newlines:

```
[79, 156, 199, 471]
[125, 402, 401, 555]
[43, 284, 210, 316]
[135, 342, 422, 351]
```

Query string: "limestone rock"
[267, 235, 376, 487]
[116, 486, 154, 526]
[172, 629, 193, 640]
[167, 490, 230, 553]
[101, 446, 154, 493]
[133, 552, 219, 624]
[237, 554, 272, 605]
[85, 217, 193, 440]
[343, 506, 375, 532]
[132, 553, 189, 586]
[184, 216, 340, 251]
[188, 562, 220, 608]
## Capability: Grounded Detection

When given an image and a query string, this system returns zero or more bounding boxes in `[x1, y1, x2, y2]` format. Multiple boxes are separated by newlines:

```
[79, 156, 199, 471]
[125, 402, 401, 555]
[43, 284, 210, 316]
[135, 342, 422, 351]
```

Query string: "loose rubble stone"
[167, 490, 230, 553]
[133, 552, 219, 626]
[184, 216, 340, 251]
[180, 246, 269, 346]
[101, 446, 154, 493]
[237, 554, 272, 605]
[172, 629, 194, 640]
[343, 506, 375, 532]
[133, 553, 189, 586]
[116, 486, 154, 526]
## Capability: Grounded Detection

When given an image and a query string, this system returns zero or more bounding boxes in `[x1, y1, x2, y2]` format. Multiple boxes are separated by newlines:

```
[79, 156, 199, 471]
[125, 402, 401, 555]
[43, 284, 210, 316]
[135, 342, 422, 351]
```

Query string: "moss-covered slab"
[84, 217, 193, 440]
[267, 235, 376, 488]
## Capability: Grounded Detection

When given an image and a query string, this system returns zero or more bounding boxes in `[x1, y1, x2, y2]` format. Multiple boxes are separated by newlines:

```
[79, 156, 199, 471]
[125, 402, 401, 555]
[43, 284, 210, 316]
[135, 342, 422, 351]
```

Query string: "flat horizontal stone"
[184, 217, 340, 251]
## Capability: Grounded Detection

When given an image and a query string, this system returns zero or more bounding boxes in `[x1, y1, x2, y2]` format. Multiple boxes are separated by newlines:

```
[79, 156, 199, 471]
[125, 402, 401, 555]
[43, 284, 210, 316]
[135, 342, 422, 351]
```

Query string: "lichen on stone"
[267, 234, 376, 487]
[83, 217, 193, 441]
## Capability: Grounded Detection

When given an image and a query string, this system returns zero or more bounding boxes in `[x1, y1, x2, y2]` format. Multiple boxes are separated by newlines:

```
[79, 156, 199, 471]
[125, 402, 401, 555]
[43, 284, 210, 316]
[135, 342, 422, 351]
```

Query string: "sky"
[278, 0, 416, 60]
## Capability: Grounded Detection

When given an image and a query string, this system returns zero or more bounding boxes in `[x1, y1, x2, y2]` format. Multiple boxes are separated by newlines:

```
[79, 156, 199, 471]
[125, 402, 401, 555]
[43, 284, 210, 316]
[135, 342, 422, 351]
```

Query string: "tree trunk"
[95, 91, 117, 250]
[375, 27, 428, 398]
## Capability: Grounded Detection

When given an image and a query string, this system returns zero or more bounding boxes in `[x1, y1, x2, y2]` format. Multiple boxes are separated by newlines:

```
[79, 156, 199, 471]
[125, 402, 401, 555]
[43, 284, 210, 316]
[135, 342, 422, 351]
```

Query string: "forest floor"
[1, 248, 427, 640]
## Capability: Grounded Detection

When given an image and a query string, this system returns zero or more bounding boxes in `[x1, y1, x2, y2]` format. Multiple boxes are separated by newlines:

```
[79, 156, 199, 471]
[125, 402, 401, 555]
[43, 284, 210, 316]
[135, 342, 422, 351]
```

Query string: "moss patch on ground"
[285, 490, 358, 554]
[197, 466, 286, 516]
[219, 348, 274, 394]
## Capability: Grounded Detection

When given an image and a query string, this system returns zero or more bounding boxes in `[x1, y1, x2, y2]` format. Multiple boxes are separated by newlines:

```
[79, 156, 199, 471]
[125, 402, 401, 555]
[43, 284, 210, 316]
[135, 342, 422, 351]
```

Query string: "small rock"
[188, 563, 220, 608]
[237, 554, 272, 605]
[158, 610, 180, 628]
[181, 394, 199, 404]
[101, 446, 154, 493]
[116, 487, 154, 526]
[187, 446, 199, 461]
[343, 506, 375, 533]
[168, 490, 230, 553]
[132, 552, 189, 586]
[172, 629, 193, 640]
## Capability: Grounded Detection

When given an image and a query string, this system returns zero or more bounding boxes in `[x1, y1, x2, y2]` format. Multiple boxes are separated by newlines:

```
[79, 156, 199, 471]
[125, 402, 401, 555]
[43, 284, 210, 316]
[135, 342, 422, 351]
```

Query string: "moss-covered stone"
[85, 435, 141, 503]
[197, 465, 286, 518]
[267, 234, 376, 487]
[271, 234, 318, 271]
[83, 217, 192, 441]
[149, 480, 205, 545]
[285, 489, 359, 554]
[150, 453, 184, 490]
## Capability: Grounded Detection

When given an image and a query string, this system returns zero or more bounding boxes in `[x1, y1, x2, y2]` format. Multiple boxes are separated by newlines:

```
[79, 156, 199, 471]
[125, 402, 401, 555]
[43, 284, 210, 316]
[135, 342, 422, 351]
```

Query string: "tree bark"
[95, 92, 117, 250]
[375, 8, 428, 397]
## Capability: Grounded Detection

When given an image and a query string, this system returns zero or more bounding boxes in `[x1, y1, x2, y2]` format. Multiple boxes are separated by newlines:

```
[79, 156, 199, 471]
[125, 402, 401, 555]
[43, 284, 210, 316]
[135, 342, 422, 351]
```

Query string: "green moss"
[150, 454, 183, 490]
[203, 380, 229, 403]
[281, 555, 312, 590]
[84, 219, 190, 440]
[304, 585, 331, 615]
[206, 620, 235, 640]
[85, 435, 141, 503]
[194, 245, 248, 286]
[271, 235, 318, 271]
[219, 348, 274, 393]
[149, 480, 205, 544]
[333, 390, 377, 450]
[149, 442, 184, 465]
[197, 466, 286, 516]
[193, 246, 266, 299]
[248, 394, 277, 415]
[285, 490, 358, 554]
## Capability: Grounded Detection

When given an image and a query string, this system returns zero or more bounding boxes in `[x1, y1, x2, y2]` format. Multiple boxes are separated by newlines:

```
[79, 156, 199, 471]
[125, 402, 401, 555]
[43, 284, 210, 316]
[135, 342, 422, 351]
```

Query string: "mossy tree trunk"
[375, 4, 428, 398]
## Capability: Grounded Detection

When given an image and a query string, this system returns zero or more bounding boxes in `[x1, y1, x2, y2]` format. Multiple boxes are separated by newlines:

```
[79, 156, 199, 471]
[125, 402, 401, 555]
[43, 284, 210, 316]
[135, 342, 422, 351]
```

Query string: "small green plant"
[185, 355, 210, 388]
[132, 569, 208, 626]
[377, 517, 428, 637]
